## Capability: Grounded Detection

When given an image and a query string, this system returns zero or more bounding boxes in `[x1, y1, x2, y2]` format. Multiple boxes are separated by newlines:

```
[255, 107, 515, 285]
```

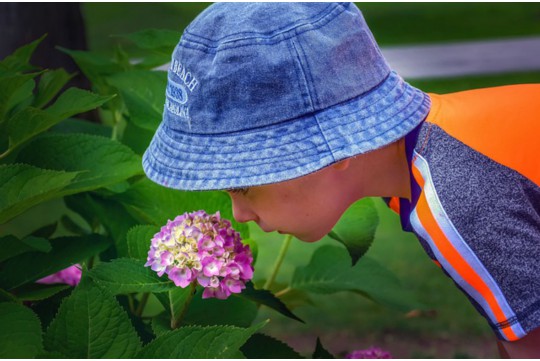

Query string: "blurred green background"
[35, 2, 540, 358]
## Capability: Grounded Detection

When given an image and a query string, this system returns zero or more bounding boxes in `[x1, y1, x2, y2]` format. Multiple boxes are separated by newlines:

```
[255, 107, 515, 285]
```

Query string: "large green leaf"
[153, 286, 195, 331]
[44, 280, 142, 358]
[327, 198, 379, 265]
[34, 69, 75, 108]
[238, 282, 304, 323]
[87, 258, 175, 295]
[59, 48, 124, 88]
[126, 225, 159, 261]
[16, 133, 143, 193]
[241, 333, 303, 359]
[50, 117, 112, 137]
[120, 120, 154, 155]
[13, 283, 70, 302]
[0, 35, 44, 75]
[4, 88, 112, 158]
[46, 87, 114, 120]
[0, 73, 39, 122]
[113, 178, 249, 238]
[183, 290, 258, 328]
[116, 29, 182, 51]
[0, 234, 110, 290]
[0, 302, 43, 358]
[106, 70, 166, 131]
[0, 164, 79, 224]
[136, 321, 266, 358]
[290, 245, 422, 312]
[64, 193, 139, 257]
[0, 235, 51, 262]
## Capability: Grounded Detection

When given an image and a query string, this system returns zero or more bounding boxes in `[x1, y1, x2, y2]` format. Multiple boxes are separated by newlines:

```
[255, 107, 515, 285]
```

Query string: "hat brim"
[142, 71, 430, 191]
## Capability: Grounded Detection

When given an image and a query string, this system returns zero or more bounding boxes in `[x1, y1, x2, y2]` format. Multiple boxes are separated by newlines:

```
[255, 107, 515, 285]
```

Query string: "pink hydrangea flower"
[37, 264, 82, 287]
[145, 210, 253, 300]
[346, 347, 392, 359]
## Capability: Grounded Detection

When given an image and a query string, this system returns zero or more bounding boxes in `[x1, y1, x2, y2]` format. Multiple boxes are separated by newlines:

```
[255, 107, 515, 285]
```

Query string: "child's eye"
[227, 187, 250, 195]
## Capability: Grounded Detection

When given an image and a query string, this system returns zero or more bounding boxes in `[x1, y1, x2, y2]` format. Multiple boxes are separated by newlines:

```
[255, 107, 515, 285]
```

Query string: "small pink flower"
[346, 347, 392, 359]
[168, 267, 192, 288]
[37, 264, 82, 287]
[145, 210, 253, 299]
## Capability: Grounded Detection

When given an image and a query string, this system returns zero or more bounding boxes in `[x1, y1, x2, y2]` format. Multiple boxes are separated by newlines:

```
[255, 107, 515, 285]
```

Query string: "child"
[142, 3, 540, 357]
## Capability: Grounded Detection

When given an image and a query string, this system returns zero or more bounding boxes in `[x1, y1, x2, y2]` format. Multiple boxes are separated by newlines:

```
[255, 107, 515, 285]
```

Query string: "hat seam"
[182, 3, 348, 50]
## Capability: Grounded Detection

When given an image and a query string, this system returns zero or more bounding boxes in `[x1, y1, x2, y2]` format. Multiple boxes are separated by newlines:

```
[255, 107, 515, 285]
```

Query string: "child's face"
[226, 162, 354, 242]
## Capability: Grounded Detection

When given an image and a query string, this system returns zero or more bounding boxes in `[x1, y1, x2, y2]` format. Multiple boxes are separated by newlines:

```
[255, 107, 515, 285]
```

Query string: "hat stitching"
[157, 74, 404, 149]
[150, 90, 421, 166]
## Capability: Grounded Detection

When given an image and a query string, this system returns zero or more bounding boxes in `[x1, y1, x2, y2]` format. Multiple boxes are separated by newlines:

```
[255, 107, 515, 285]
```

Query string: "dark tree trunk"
[0, 3, 98, 121]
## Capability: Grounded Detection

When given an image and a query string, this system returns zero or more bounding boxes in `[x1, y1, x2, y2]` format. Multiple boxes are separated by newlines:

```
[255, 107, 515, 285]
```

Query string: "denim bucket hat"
[143, 2, 431, 191]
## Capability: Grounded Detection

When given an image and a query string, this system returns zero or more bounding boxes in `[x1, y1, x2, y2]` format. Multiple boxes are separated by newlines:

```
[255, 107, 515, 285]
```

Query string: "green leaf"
[151, 314, 172, 337]
[127, 225, 159, 260]
[0, 35, 44, 75]
[290, 245, 422, 312]
[16, 133, 143, 194]
[136, 321, 267, 358]
[0, 234, 110, 290]
[50, 117, 112, 137]
[0, 302, 43, 358]
[113, 178, 249, 238]
[238, 282, 304, 323]
[183, 289, 258, 327]
[34, 69, 75, 108]
[313, 337, 335, 359]
[116, 29, 182, 51]
[46, 87, 114, 120]
[0, 288, 19, 303]
[0, 73, 40, 122]
[241, 333, 304, 359]
[106, 70, 166, 131]
[64, 193, 139, 257]
[2, 87, 112, 159]
[0, 164, 79, 224]
[87, 258, 176, 294]
[327, 198, 379, 265]
[0, 235, 51, 262]
[120, 120, 154, 155]
[44, 281, 142, 358]
[58, 47, 124, 87]
[153, 287, 196, 331]
[13, 283, 70, 302]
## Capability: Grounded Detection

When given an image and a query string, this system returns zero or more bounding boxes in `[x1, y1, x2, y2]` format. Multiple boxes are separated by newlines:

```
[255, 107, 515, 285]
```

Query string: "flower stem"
[274, 286, 292, 298]
[127, 294, 135, 314]
[135, 292, 150, 317]
[170, 282, 197, 329]
[264, 234, 292, 290]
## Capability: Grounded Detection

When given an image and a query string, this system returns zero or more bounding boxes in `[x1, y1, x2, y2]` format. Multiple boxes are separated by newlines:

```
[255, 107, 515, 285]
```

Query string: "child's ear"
[332, 158, 351, 171]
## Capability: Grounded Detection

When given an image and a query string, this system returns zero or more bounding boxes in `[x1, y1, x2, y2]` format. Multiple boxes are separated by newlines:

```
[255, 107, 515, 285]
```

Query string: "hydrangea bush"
[0, 34, 417, 359]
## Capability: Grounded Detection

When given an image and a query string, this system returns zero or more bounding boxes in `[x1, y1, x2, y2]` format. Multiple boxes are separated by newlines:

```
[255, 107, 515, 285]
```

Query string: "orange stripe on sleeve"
[412, 163, 519, 341]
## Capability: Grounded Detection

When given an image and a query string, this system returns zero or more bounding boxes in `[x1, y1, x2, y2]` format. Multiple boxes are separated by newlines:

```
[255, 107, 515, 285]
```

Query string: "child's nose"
[230, 198, 258, 224]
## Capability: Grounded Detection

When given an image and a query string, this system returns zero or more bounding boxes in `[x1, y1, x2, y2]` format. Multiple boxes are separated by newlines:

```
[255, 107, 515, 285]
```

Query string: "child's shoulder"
[424, 84, 540, 187]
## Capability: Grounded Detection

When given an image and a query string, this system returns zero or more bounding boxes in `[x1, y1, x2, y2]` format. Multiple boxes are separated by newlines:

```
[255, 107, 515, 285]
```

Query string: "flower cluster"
[145, 210, 253, 299]
[37, 264, 82, 287]
[346, 347, 392, 359]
